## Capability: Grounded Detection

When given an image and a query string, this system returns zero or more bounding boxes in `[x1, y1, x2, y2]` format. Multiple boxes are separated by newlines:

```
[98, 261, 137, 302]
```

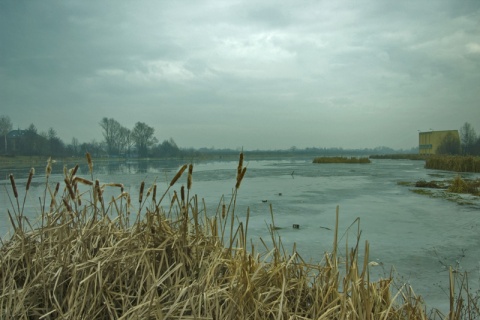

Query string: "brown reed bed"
[1, 154, 477, 319]
[313, 156, 371, 164]
[369, 154, 429, 161]
[425, 156, 480, 173]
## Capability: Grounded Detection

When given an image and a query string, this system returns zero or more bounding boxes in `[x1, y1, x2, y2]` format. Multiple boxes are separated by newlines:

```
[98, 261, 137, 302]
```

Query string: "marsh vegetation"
[313, 156, 371, 164]
[425, 156, 480, 173]
[1, 154, 479, 319]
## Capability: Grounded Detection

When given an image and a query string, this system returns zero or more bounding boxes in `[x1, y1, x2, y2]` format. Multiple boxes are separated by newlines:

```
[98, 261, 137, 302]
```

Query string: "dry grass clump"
[0, 153, 474, 319]
[448, 176, 480, 195]
[425, 156, 480, 173]
[313, 157, 371, 164]
[413, 176, 480, 196]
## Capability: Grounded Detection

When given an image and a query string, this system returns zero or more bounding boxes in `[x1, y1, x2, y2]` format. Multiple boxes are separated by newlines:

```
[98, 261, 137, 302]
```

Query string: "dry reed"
[0, 154, 476, 319]
[313, 157, 371, 164]
[448, 176, 480, 195]
[425, 156, 480, 173]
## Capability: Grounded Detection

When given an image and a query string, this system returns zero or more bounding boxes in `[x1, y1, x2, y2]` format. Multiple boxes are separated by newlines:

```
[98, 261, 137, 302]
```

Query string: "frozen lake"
[2, 156, 480, 314]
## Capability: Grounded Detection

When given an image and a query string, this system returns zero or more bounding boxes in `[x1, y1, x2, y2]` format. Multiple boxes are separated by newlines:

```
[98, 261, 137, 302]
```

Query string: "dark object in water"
[293, 224, 300, 229]
[415, 180, 444, 189]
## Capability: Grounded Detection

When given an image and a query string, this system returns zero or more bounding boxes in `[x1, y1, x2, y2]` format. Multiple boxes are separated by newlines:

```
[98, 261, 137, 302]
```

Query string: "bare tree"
[71, 137, 80, 155]
[437, 132, 461, 155]
[132, 122, 157, 157]
[0, 115, 13, 154]
[99, 117, 123, 156]
[118, 127, 134, 156]
[460, 122, 477, 155]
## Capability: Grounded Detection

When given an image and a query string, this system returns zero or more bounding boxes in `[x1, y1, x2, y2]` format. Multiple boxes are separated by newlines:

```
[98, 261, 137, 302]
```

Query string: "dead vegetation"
[425, 156, 480, 173]
[1, 154, 477, 319]
[313, 156, 371, 164]
[412, 176, 480, 196]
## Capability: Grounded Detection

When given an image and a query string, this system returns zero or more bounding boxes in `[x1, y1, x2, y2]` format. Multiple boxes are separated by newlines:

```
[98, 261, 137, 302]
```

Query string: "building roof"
[7, 130, 26, 138]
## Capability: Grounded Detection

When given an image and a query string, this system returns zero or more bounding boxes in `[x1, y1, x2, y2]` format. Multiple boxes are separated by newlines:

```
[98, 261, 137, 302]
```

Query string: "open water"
[1, 157, 480, 314]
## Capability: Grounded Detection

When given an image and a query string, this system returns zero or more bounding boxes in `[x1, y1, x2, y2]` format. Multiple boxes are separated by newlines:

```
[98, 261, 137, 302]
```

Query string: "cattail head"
[187, 164, 193, 190]
[26, 168, 34, 191]
[152, 184, 157, 203]
[46, 158, 52, 178]
[86, 152, 93, 174]
[237, 152, 244, 178]
[64, 178, 76, 200]
[94, 180, 102, 203]
[139, 181, 145, 204]
[105, 182, 123, 189]
[73, 176, 93, 186]
[69, 164, 79, 180]
[170, 164, 188, 187]
[9, 174, 18, 199]
[53, 182, 60, 197]
[235, 167, 247, 189]
[222, 204, 226, 219]
[146, 185, 152, 199]
[97, 188, 103, 203]
[180, 185, 185, 203]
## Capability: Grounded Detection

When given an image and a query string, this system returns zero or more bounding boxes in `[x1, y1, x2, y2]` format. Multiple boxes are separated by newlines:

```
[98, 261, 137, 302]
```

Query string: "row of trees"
[436, 122, 480, 155]
[99, 117, 183, 158]
[0, 115, 183, 158]
[2, 114, 479, 158]
[99, 118, 157, 157]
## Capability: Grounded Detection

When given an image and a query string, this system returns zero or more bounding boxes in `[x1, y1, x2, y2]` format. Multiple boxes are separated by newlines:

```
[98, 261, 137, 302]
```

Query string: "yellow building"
[418, 130, 460, 155]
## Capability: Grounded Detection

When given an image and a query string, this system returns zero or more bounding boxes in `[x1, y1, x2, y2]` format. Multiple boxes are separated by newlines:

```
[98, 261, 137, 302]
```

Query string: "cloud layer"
[1, 0, 479, 149]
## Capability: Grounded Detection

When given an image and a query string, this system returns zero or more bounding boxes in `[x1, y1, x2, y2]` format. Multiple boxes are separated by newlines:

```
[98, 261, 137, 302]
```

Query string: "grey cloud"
[1, 0, 479, 150]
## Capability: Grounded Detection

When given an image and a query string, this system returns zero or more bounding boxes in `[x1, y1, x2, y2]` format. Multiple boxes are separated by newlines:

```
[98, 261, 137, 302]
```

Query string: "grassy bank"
[1, 154, 475, 319]
[425, 156, 480, 173]
[313, 156, 371, 164]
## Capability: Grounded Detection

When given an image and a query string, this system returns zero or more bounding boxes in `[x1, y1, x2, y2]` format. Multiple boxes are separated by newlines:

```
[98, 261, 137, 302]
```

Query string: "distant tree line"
[0, 115, 183, 158]
[2, 114, 478, 158]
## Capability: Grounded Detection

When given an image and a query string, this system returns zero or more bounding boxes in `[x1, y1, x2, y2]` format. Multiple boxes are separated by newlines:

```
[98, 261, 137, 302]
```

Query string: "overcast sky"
[1, 1, 479, 150]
